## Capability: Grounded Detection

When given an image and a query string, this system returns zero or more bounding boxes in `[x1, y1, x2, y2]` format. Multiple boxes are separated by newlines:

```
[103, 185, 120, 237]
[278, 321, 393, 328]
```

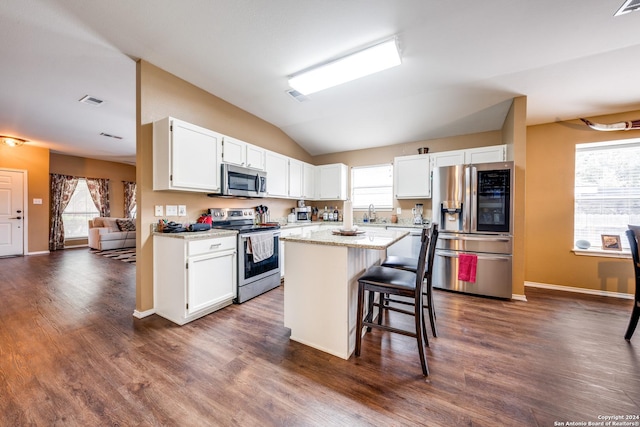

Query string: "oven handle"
[240, 230, 281, 241]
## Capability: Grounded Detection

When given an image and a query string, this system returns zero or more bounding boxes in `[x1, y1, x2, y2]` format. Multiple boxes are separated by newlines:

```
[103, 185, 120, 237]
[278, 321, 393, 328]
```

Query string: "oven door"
[239, 230, 280, 285]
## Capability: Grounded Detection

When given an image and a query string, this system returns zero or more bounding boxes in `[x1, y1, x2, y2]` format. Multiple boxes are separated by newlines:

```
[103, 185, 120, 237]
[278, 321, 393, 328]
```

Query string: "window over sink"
[351, 164, 393, 210]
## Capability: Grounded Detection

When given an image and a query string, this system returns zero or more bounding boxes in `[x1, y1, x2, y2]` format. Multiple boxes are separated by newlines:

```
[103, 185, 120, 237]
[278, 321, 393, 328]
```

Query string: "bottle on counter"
[334, 206, 339, 222]
[323, 206, 328, 221]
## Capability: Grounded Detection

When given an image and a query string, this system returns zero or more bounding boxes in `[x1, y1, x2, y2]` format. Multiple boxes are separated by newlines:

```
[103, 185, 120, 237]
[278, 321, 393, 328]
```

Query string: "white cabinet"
[265, 151, 289, 197]
[222, 136, 265, 170]
[394, 154, 431, 199]
[246, 144, 266, 170]
[303, 162, 316, 199]
[154, 234, 237, 325]
[316, 163, 348, 200]
[465, 145, 506, 164]
[431, 145, 506, 169]
[288, 159, 304, 198]
[430, 149, 465, 169]
[153, 117, 223, 192]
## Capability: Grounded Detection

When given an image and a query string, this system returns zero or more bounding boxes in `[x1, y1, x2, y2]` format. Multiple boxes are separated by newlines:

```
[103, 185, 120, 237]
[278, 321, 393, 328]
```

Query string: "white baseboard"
[525, 281, 634, 300]
[511, 293, 527, 302]
[133, 309, 155, 319]
[27, 250, 50, 256]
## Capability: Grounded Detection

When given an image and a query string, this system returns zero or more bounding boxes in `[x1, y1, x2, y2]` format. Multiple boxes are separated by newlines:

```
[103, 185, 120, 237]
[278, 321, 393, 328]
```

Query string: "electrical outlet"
[396, 207, 402, 215]
[155, 205, 164, 216]
[165, 205, 178, 216]
[178, 205, 186, 216]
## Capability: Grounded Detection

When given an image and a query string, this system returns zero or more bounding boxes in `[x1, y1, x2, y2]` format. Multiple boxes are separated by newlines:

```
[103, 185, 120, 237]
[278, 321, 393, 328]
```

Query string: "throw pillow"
[117, 219, 136, 232]
[103, 218, 120, 232]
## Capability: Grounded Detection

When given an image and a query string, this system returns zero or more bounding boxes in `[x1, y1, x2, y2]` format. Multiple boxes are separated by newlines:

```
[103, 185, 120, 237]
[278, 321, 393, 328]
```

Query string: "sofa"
[88, 217, 136, 250]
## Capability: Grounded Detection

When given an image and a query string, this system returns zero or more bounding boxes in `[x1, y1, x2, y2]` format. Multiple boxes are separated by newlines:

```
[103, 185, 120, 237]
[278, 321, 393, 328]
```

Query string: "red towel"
[458, 254, 478, 283]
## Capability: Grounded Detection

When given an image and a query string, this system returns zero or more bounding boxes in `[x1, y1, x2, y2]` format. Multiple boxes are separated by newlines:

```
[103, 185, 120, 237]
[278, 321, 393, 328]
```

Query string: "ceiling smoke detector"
[79, 95, 105, 106]
[100, 132, 123, 140]
[615, 0, 640, 15]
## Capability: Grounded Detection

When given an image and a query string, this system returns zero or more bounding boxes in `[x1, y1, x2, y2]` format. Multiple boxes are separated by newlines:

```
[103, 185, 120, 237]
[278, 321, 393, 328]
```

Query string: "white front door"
[0, 170, 25, 257]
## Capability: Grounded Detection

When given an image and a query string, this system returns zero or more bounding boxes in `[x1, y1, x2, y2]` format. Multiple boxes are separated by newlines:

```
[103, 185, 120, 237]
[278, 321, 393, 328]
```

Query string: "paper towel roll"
[343, 200, 353, 231]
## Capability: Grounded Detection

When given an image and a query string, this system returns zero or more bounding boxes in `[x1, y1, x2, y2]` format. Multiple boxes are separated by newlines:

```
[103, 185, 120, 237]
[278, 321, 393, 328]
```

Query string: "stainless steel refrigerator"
[431, 161, 514, 298]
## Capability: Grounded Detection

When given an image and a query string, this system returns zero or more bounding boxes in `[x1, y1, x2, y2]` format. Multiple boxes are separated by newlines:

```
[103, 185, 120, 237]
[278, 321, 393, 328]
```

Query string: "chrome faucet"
[368, 204, 376, 223]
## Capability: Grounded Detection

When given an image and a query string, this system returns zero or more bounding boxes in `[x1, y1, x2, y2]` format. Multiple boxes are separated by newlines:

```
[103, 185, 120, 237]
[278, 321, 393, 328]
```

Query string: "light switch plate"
[155, 205, 164, 216]
[165, 205, 178, 216]
[396, 207, 402, 215]
[178, 205, 186, 216]
[33, 198, 43, 205]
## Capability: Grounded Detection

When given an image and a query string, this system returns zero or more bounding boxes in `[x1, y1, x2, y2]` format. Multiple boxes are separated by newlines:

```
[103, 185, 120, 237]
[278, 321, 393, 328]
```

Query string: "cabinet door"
[246, 144, 266, 170]
[265, 151, 289, 197]
[222, 136, 246, 167]
[317, 164, 347, 200]
[394, 154, 431, 198]
[465, 145, 505, 164]
[288, 159, 303, 198]
[303, 162, 316, 199]
[430, 150, 465, 169]
[187, 249, 236, 314]
[170, 120, 223, 192]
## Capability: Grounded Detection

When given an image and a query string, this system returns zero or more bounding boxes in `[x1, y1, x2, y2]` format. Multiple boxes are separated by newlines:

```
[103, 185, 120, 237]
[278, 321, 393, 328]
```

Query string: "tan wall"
[311, 130, 502, 222]
[0, 144, 50, 253]
[526, 110, 640, 294]
[136, 60, 314, 312]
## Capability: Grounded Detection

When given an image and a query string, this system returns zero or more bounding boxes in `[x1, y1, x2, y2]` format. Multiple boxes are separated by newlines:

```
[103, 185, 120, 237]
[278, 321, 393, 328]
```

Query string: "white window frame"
[573, 138, 640, 257]
[62, 178, 100, 239]
[350, 164, 394, 211]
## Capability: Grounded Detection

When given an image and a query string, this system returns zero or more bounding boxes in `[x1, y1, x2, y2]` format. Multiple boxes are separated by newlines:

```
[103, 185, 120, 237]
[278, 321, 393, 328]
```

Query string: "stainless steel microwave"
[211, 164, 267, 198]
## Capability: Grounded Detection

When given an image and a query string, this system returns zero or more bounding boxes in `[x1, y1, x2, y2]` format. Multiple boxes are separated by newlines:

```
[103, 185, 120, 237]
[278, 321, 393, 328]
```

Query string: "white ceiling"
[2, 0, 640, 165]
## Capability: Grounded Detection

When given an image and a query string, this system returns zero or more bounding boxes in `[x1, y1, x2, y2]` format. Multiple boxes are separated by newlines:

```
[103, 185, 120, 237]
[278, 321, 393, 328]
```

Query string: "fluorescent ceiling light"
[614, 0, 640, 16]
[288, 38, 401, 95]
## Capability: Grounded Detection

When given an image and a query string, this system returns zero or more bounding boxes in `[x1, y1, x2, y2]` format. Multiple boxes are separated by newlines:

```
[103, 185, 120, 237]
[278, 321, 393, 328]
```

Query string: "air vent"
[79, 95, 105, 106]
[615, 0, 640, 16]
[100, 132, 123, 140]
[286, 89, 310, 103]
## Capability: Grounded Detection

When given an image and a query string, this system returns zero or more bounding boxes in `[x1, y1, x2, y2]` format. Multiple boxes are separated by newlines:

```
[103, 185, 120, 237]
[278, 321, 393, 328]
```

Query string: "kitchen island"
[281, 228, 409, 359]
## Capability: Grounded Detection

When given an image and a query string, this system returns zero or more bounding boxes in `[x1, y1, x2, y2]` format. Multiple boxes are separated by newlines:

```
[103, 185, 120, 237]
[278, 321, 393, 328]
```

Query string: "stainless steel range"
[209, 208, 281, 303]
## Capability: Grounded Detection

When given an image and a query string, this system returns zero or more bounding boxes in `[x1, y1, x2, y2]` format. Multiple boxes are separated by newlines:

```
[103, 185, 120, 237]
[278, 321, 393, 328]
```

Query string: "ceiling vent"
[79, 95, 105, 106]
[615, 0, 640, 15]
[100, 132, 123, 140]
[286, 89, 310, 103]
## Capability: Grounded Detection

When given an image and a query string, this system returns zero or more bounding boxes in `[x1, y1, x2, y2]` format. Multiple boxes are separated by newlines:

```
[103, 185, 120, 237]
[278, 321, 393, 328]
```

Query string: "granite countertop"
[280, 220, 430, 230]
[153, 229, 237, 240]
[280, 228, 409, 250]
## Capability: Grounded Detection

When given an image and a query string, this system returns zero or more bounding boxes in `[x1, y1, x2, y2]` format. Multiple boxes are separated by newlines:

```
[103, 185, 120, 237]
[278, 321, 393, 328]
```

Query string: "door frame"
[0, 168, 28, 255]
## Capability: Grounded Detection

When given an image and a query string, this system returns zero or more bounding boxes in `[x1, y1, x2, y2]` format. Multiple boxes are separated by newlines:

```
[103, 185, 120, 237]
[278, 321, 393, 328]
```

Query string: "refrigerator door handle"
[463, 166, 471, 233]
[436, 250, 511, 261]
[469, 165, 477, 233]
[439, 235, 511, 243]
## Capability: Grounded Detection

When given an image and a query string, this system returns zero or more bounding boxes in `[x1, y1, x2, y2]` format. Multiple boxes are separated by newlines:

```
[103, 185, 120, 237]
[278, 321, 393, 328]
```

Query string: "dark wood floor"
[1, 249, 638, 426]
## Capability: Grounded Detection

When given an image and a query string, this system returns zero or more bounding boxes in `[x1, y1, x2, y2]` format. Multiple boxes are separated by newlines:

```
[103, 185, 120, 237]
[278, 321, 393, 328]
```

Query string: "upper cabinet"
[302, 162, 316, 199]
[431, 145, 506, 169]
[316, 163, 348, 200]
[153, 117, 223, 193]
[465, 145, 506, 164]
[288, 158, 304, 199]
[265, 150, 289, 197]
[394, 154, 431, 199]
[222, 136, 265, 171]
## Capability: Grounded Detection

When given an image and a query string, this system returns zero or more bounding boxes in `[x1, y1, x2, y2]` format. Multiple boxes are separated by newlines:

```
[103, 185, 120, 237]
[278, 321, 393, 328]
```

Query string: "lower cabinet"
[154, 234, 237, 325]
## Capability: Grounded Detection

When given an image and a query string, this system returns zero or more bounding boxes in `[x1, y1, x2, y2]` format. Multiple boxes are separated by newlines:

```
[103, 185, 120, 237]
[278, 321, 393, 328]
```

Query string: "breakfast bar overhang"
[281, 228, 409, 359]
